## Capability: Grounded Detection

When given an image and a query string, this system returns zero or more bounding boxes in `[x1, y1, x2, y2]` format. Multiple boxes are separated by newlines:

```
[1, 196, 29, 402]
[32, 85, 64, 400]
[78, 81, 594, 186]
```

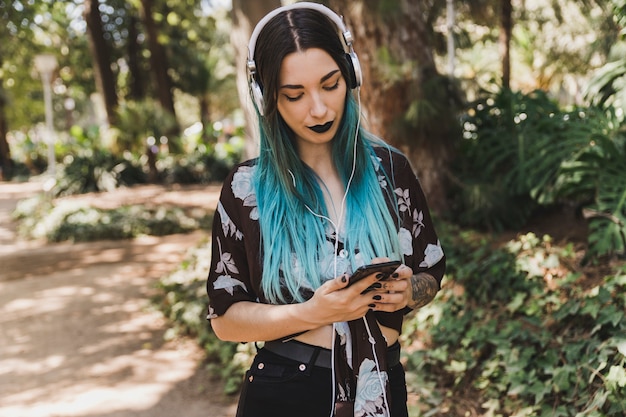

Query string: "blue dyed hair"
[251, 7, 401, 303]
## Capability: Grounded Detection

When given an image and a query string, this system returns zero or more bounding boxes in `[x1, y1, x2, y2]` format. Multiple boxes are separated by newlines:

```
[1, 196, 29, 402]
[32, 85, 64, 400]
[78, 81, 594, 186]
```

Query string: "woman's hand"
[366, 263, 412, 312]
[300, 269, 384, 325]
[369, 265, 439, 312]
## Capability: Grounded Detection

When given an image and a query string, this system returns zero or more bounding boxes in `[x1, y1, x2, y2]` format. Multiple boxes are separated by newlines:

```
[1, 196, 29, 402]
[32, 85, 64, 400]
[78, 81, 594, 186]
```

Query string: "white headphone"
[246, 2, 363, 116]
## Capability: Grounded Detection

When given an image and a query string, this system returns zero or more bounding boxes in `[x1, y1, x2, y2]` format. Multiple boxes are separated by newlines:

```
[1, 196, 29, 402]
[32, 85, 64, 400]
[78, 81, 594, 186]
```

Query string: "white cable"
[363, 316, 391, 416]
[332, 87, 361, 278]
[330, 323, 337, 417]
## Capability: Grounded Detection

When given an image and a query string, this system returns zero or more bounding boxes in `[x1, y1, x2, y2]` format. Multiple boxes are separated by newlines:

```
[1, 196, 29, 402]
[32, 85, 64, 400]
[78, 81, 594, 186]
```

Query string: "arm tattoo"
[407, 272, 439, 310]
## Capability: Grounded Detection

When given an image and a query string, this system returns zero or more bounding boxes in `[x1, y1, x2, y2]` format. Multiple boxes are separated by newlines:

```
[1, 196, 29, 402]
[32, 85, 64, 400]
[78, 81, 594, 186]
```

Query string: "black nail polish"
[376, 273, 384, 279]
[373, 295, 382, 300]
[368, 304, 376, 308]
[370, 282, 382, 289]
[341, 275, 347, 283]
[392, 272, 399, 278]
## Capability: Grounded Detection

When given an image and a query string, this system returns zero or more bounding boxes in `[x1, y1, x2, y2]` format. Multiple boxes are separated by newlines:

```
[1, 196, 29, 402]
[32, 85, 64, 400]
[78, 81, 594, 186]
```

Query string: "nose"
[309, 92, 327, 119]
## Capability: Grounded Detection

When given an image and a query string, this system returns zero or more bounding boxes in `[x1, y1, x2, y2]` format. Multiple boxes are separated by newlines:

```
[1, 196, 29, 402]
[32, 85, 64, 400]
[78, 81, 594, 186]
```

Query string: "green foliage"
[454, 88, 626, 257]
[52, 149, 146, 197]
[113, 99, 180, 154]
[157, 152, 232, 185]
[13, 195, 209, 242]
[404, 229, 626, 416]
[22, 121, 245, 196]
[566, 133, 626, 258]
[455, 89, 586, 229]
[157, 131, 245, 185]
[151, 243, 255, 395]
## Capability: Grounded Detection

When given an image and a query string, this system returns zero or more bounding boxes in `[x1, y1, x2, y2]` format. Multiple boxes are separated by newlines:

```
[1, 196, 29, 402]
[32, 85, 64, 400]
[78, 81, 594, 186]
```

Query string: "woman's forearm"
[210, 300, 322, 343]
[407, 272, 439, 310]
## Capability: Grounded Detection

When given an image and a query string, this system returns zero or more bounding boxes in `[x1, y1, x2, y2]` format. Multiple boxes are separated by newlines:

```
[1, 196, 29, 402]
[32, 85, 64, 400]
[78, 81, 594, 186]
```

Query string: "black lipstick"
[308, 121, 333, 133]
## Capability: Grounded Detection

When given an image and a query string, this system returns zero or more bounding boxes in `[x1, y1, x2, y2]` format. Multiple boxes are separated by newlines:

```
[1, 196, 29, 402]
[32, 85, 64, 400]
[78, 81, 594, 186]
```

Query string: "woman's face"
[276, 48, 347, 152]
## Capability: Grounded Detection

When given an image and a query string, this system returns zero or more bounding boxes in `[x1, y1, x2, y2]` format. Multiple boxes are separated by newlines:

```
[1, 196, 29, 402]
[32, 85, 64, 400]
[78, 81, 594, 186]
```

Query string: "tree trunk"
[500, 0, 512, 89]
[230, 0, 281, 159]
[328, 0, 458, 213]
[140, 0, 176, 117]
[140, 0, 180, 154]
[0, 85, 13, 180]
[0, 50, 12, 179]
[84, 0, 118, 126]
[200, 95, 211, 141]
[127, 14, 145, 101]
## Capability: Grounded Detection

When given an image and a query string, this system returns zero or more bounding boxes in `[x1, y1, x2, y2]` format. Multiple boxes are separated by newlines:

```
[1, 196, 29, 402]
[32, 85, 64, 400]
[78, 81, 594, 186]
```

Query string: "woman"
[206, 3, 445, 417]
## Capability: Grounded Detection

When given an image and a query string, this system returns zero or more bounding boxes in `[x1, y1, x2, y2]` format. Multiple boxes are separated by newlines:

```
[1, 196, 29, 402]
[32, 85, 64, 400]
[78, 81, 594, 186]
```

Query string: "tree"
[84, 0, 119, 126]
[163, 3, 238, 137]
[126, 13, 146, 100]
[0, 56, 12, 180]
[230, 0, 281, 158]
[0, 0, 38, 179]
[500, 0, 512, 89]
[140, 0, 177, 122]
[327, 0, 461, 212]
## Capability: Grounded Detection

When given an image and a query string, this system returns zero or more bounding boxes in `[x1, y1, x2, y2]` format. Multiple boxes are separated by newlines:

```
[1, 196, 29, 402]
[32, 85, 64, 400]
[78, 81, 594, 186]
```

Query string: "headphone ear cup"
[345, 52, 362, 89]
[250, 78, 265, 116]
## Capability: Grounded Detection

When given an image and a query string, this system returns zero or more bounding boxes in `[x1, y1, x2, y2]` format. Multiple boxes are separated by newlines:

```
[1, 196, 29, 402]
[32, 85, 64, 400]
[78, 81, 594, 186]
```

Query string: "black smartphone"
[346, 260, 401, 287]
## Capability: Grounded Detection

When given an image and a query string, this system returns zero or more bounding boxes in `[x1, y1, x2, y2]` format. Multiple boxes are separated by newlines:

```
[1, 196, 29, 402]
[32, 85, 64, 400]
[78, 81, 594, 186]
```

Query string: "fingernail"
[376, 273, 384, 279]
[370, 282, 382, 289]
[341, 275, 347, 283]
[391, 272, 399, 278]
[368, 304, 376, 308]
[373, 295, 382, 300]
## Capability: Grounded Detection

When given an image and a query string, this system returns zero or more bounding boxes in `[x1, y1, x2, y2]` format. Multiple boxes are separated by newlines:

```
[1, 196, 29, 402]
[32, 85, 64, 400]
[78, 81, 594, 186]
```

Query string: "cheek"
[334, 88, 347, 114]
[278, 101, 306, 124]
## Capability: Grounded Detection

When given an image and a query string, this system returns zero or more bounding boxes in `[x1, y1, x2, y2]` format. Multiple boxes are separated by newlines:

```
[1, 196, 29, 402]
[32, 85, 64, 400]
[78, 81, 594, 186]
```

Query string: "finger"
[370, 292, 408, 310]
[317, 274, 350, 293]
[388, 264, 412, 280]
[350, 273, 384, 294]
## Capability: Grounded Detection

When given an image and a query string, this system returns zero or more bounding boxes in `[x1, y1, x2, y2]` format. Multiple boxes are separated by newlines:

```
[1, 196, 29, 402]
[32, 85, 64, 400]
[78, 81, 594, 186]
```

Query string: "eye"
[284, 94, 303, 102]
[323, 79, 340, 91]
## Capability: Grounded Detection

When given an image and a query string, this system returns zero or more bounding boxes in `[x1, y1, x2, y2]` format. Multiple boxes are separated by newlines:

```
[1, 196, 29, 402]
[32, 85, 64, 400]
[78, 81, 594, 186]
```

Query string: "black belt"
[262, 339, 401, 369]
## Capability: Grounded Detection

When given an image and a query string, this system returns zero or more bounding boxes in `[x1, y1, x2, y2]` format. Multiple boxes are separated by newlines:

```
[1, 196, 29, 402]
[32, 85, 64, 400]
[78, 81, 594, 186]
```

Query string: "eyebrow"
[280, 69, 341, 90]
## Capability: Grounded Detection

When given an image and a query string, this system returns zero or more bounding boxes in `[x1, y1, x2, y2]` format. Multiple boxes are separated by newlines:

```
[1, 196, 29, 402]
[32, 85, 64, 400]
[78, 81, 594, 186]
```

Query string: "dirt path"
[0, 180, 238, 417]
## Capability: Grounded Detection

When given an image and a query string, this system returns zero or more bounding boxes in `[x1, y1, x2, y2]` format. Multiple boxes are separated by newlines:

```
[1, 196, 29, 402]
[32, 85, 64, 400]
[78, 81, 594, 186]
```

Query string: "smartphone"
[346, 260, 401, 287]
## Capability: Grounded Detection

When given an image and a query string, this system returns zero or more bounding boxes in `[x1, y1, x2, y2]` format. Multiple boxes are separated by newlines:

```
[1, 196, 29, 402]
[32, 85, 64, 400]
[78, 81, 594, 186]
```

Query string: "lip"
[308, 121, 333, 134]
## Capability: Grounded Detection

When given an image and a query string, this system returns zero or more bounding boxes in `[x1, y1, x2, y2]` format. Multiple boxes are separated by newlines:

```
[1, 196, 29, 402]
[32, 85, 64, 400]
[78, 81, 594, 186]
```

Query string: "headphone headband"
[247, 2, 354, 64]
[247, 1, 362, 116]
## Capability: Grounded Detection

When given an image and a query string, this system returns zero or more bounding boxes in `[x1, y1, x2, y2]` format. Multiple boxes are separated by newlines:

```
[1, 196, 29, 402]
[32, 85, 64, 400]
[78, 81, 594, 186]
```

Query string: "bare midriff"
[295, 324, 398, 349]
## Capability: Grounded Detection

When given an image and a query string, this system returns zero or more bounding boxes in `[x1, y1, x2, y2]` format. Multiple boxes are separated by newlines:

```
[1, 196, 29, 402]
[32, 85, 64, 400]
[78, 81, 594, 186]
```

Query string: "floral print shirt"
[206, 146, 445, 416]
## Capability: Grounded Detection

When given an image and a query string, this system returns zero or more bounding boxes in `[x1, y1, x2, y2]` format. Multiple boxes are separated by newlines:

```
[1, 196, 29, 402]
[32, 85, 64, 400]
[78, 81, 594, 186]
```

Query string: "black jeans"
[235, 346, 409, 417]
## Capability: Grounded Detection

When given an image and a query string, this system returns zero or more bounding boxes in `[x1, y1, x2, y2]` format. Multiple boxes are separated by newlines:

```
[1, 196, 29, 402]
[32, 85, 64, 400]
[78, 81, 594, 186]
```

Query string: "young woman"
[206, 3, 445, 417]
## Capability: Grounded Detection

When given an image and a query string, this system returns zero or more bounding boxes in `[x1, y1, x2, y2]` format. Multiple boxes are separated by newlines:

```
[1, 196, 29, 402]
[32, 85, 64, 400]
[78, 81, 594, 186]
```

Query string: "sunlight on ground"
[1, 341, 200, 417]
[0, 183, 235, 417]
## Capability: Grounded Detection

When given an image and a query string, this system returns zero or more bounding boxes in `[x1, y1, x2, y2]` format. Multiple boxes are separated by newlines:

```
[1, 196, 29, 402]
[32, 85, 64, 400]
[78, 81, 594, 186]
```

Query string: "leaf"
[506, 292, 526, 313]
[606, 365, 626, 389]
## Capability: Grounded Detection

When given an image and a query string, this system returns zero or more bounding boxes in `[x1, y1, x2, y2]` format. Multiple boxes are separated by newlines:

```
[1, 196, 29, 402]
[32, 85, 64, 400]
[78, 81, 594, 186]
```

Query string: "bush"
[14, 195, 210, 242]
[403, 228, 626, 416]
[52, 149, 147, 197]
[454, 88, 626, 258]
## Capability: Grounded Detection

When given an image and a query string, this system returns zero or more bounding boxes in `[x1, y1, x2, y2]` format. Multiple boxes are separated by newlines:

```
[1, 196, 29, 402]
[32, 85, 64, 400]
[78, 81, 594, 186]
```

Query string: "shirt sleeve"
[375, 149, 446, 329]
[392, 152, 446, 286]
[206, 165, 258, 319]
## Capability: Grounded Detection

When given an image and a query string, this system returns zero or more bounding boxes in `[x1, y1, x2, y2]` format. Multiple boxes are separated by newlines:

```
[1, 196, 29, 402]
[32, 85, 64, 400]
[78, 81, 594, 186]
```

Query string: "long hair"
[252, 7, 401, 303]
